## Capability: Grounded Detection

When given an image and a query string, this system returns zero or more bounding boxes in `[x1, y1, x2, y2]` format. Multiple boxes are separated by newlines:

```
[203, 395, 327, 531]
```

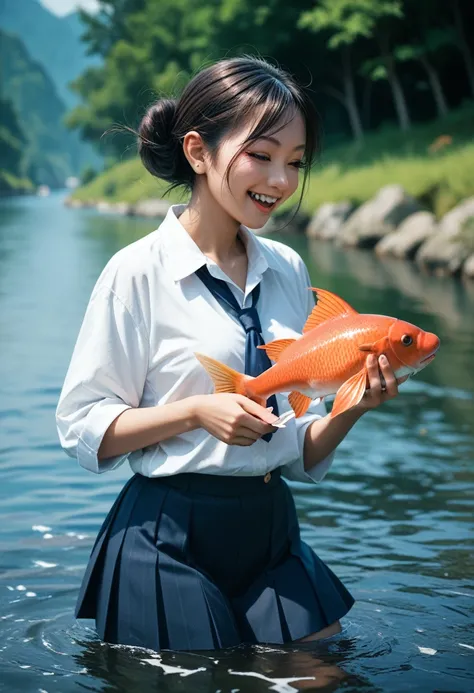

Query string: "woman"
[56, 56, 403, 652]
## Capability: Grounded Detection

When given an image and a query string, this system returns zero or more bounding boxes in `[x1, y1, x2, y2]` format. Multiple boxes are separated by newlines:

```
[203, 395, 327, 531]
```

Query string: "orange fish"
[195, 288, 440, 419]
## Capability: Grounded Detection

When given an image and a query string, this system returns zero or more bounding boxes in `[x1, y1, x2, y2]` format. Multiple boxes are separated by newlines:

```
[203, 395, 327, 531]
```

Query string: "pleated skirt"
[75, 470, 354, 652]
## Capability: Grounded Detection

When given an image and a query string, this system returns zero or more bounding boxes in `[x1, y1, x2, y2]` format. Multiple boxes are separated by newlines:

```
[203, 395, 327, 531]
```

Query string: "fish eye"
[401, 334, 413, 346]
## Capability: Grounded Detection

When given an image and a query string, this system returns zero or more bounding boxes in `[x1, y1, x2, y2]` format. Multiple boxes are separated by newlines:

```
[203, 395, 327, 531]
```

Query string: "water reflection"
[0, 195, 473, 693]
[72, 638, 377, 693]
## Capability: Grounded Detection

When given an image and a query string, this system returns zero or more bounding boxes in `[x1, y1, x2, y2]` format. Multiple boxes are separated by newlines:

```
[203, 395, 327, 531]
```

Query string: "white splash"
[34, 561, 57, 568]
[417, 646, 437, 655]
[16, 585, 26, 591]
[25, 592, 36, 598]
[459, 643, 474, 651]
[43, 534, 53, 540]
[32, 525, 51, 533]
[142, 657, 206, 676]
[229, 670, 315, 693]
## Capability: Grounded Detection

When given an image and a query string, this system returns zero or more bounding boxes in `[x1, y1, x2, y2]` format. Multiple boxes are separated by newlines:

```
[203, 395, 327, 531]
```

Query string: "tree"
[452, 0, 474, 98]
[300, 0, 410, 137]
[394, 28, 455, 118]
[68, 0, 222, 157]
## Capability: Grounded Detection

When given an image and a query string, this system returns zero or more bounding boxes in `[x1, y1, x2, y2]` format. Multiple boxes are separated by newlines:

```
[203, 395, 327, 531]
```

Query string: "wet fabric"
[76, 472, 354, 651]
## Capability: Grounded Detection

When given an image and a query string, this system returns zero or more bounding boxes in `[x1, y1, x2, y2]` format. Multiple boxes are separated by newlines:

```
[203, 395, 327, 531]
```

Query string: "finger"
[238, 396, 279, 425]
[239, 413, 276, 436]
[378, 355, 397, 396]
[366, 354, 382, 397]
[236, 425, 262, 442]
[230, 435, 257, 447]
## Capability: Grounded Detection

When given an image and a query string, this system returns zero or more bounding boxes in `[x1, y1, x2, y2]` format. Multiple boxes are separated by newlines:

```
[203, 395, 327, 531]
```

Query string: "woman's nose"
[267, 166, 289, 192]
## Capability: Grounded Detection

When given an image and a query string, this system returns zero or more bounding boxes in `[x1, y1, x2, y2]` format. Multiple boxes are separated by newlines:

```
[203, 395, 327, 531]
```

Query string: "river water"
[0, 192, 473, 692]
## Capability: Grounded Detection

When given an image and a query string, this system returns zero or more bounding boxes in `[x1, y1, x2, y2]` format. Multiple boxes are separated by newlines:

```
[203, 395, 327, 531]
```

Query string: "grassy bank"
[72, 104, 474, 218]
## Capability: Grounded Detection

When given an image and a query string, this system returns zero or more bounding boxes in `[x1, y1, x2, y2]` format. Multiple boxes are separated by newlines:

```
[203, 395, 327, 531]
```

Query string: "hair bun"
[138, 98, 185, 184]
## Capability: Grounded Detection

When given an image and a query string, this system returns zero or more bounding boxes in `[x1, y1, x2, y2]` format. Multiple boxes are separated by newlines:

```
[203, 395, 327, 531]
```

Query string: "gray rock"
[96, 201, 114, 214]
[336, 185, 422, 248]
[306, 201, 355, 240]
[375, 211, 437, 259]
[416, 197, 474, 276]
[65, 198, 84, 208]
[131, 199, 172, 218]
[462, 253, 474, 280]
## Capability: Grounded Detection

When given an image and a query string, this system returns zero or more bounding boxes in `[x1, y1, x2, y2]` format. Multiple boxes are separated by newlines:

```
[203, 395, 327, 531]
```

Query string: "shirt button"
[264, 472, 272, 484]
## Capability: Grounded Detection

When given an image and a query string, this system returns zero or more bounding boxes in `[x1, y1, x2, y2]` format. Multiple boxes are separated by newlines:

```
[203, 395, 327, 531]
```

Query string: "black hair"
[138, 56, 320, 206]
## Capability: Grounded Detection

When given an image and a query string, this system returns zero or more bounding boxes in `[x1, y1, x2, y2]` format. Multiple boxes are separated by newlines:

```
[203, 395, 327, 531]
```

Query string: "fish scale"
[247, 315, 396, 399]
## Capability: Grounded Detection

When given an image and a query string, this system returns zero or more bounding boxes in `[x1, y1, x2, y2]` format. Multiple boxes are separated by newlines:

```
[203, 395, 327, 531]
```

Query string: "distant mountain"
[0, 95, 33, 193]
[0, 0, 100, 109]
[1, 28, 95, 187]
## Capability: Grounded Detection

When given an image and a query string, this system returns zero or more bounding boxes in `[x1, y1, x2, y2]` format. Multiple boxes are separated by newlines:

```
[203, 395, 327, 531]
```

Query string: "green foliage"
[299, 0, 403, 49]
[72, 157, 183, 204]
[72, 104, 474, 220]
[80, 165, 98, 185]
[0, 96, 34, 193]
[67, 0, 474, 157]
[0, 99, 25, 173]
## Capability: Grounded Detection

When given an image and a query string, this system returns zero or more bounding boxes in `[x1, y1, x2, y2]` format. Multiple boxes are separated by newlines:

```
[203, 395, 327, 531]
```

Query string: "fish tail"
[195, 353, 250, 396]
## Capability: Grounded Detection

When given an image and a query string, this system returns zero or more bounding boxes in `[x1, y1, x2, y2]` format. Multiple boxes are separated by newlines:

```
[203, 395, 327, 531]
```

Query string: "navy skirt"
[76, 470, 354, 651]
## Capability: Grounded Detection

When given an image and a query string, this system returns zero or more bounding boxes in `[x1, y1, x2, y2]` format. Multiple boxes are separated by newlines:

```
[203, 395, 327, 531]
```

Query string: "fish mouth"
[420, 353, 437, 366]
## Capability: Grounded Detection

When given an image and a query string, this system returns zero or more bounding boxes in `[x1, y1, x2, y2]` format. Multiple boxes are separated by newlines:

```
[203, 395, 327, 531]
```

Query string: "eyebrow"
[256, 135, 305, 151]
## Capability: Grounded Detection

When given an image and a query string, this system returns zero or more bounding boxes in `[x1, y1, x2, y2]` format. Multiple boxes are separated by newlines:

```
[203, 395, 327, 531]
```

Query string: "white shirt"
[56, 204, 335, 484]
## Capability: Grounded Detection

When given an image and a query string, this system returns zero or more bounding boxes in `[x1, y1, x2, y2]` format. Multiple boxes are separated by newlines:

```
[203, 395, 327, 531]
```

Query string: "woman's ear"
[182, 131, 208, 174]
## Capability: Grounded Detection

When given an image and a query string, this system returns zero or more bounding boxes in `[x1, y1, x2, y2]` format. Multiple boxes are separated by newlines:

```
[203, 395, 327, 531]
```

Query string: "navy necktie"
[195, 265, 279, 442]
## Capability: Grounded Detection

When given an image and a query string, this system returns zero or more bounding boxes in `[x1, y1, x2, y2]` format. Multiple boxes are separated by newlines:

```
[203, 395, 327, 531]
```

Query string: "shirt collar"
[160, 204, 282, 284]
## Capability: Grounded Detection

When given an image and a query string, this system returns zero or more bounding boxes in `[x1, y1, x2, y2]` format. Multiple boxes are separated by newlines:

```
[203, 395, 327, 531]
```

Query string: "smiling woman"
[54, 55, 407, 654]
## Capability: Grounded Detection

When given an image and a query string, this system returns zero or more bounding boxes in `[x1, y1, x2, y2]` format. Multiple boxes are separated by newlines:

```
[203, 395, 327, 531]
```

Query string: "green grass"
[72, 103, 474, 219]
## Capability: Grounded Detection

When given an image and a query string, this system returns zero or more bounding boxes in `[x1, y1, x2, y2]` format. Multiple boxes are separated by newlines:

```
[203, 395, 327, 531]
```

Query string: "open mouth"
[420, 353, 437, 365]
[248, 190, 280, 213]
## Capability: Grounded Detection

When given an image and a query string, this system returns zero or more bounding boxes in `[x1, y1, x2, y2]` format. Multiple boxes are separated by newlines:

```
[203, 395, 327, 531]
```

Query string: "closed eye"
[247, 152, 305, 169]
[247, 152, 270, 162]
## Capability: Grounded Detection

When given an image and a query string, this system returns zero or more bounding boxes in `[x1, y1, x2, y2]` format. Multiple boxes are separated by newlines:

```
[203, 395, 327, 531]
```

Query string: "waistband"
[144, 468, 282, 497]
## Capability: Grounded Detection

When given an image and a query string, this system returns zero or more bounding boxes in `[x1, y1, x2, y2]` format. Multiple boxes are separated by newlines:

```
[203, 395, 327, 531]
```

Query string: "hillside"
[1, 29, 93, 187]
[0, 96, 34, 194]
[0, 0, 100, 109]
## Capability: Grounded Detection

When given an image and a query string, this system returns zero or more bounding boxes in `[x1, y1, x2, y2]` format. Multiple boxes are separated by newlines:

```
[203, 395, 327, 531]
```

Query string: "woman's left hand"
[353, 354, 409, 415]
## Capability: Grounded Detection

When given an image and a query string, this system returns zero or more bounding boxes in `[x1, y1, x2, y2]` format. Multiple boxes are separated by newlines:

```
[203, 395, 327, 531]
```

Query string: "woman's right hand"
[191, 393, 279, 446]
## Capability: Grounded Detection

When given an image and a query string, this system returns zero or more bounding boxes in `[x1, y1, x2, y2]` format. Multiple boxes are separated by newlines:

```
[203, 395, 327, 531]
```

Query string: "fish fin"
[257, 338, 295, 362]
[288, 391, 313, 418]
[194, 353, 248, 395]
[303, 288, 358, 334]
[331, 368, 367, 418]
[358, 336, 390, 353]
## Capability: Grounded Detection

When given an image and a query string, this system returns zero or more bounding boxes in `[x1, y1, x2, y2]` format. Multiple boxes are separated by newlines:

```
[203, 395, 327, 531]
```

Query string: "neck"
[178, 182, 244, 264]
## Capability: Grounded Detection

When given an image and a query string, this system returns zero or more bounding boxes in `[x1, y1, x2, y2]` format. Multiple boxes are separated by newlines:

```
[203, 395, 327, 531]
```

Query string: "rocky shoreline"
[303, 186, 474, 281]
[66, 185, 474, 281]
